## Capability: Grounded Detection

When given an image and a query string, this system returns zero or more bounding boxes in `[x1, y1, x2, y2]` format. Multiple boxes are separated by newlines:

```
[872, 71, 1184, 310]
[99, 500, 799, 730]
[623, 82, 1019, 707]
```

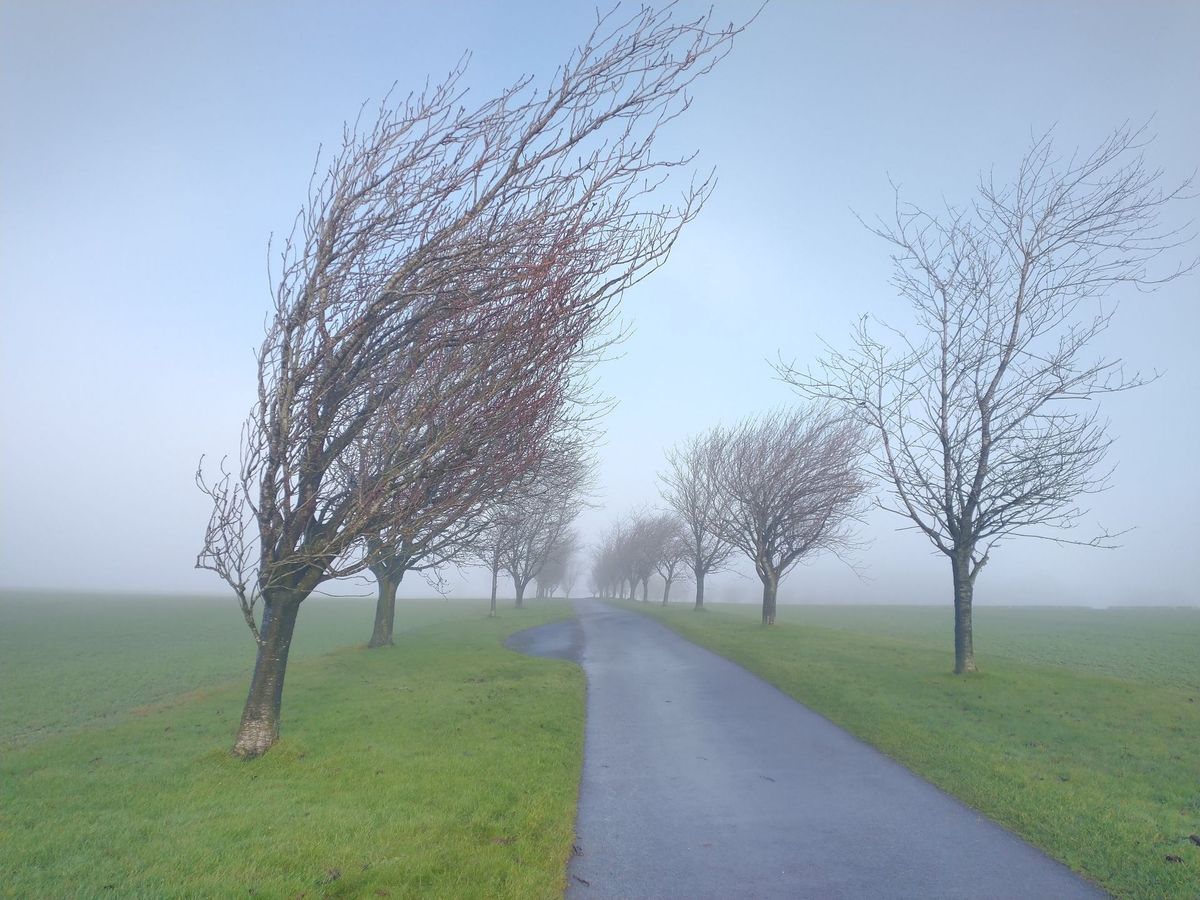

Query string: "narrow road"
[510, 599, 1105, 899]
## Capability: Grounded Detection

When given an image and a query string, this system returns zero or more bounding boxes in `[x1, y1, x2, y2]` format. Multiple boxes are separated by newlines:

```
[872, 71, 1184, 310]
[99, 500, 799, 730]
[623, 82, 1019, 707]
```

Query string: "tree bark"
[662, 576, 672, 605]
[489, 562, 499, 617]
[760, 571, 778, 625]
[950, 550, 978, 673]
[367, 567, 402, 648]
[694, 568, 705, 610]
[232, 595, 301, 759]
[515, 579, 527, 609]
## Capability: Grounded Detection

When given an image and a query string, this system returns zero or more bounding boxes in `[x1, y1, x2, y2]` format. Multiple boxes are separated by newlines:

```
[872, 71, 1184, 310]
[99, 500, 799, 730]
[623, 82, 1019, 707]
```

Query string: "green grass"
[622, 600, 1200, 900]
[0, 591, 474, 749]
[0, 595, 583, 899]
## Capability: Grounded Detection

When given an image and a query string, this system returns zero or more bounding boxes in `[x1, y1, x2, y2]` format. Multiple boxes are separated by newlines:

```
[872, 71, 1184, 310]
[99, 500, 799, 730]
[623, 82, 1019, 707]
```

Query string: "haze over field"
[2, 1, 1197, 606]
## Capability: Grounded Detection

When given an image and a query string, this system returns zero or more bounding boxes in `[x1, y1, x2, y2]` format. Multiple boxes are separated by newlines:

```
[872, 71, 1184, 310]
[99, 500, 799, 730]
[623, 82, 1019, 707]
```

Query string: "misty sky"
[2, 1, 1197, 607]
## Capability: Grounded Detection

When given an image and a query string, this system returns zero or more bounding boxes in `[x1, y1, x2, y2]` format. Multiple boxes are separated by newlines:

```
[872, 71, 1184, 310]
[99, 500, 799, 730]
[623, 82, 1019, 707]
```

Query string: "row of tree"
[196, 0, 1190, 756]
[595, 406, 868, 625]
[196, 6, 749, 758]
[593, 123, 1192, 673]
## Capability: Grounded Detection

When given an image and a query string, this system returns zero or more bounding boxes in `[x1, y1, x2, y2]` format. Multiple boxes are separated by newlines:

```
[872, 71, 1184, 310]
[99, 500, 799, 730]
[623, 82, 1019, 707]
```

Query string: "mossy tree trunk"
[232, 591, 302, 759]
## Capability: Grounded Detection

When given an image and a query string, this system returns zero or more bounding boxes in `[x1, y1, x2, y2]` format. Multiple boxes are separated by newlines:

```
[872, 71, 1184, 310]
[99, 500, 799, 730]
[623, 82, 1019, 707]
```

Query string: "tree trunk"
[641, 578, 649, 602]
[694, 568, 705, 610]
[950, 550, 978, 673]
[515, 579, 527, 609]
[662, 576, 672, 605]
[232, 595, 301, 759]
[489, 562, 499, 617]
[368, 568, 402, 648]
[760, 572, 778, 625]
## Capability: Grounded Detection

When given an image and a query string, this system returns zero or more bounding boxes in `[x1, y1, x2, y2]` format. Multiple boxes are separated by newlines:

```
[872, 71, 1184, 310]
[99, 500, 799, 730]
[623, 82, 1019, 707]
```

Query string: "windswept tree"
[650, 513, 689, 604]
[535, 529, 579, 598]
[359, 496, 495, 649]
[347, 334, 550, 648]
[715, 407, 868, 625]
[590, 525, 623, 598]
[357, 299, 605, 643]
[561, 556, 584, 599]
[592, 518, 635, 599]
[659, 430, 734, 609]
[486, 435, 594, 609]
[626, 511, 663, 602]
[782, 125, 1194, 672]
[496, 485, 588, 609]
[196, 6, 749, 758]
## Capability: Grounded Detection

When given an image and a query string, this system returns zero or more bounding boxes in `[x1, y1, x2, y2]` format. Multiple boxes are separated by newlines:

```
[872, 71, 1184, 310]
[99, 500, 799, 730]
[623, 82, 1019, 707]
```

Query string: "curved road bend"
[508, 598, 1105, 900]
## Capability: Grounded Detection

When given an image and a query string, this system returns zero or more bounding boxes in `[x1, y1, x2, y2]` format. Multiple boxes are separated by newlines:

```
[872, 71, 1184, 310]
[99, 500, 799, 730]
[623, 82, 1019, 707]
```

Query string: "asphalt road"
[509, 598, 1106, 900]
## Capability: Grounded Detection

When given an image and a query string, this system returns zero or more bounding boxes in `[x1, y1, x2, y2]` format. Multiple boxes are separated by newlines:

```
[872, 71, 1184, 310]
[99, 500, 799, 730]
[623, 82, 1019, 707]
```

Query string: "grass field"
[0, 593, 584, 898]
[622, 600, 1200, 900]
[0, 591, 477, 750]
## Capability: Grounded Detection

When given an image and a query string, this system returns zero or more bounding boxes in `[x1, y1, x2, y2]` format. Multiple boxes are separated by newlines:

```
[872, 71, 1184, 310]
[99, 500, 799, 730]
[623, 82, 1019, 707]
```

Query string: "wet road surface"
[511, 599, 1105, 899]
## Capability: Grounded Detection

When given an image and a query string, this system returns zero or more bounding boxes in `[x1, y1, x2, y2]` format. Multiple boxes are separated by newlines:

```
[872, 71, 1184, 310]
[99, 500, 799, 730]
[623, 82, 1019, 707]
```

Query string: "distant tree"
[782, 125, 1194, 672]
[714, 407, 868, 625]
[651, 514, 689, 604]
[626, 511, 662, 602]
[494, 444, 593, 609]
[592, 518, 636, 599]
[497, 499, 578, 609]
[196, 5, 749, 758]
[561, 557, 583, 599]
[659, 430, 734, 610]
[535, 529, 580, 598]
[349, 379, 523, 648]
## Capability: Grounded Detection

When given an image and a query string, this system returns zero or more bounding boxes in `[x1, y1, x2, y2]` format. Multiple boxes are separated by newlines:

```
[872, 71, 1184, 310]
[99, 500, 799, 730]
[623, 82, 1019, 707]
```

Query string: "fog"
[2, 1, 1197, 607]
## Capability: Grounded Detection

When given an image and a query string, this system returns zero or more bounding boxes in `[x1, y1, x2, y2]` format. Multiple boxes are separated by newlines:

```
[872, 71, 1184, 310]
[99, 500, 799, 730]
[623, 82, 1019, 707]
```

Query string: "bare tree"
[498, 494, 583, 609]
[196, 6, 750, 758]
[562, 556, 583, 599]
[355, 309, 607, 644]
[592, 518, 636, 599]
[650, 513, 689, 604]
[535, 529, 579, 598]
[361, 508, 483, 649]
[626, 511, 662, 602]
[782, 125, 1194, 672]
[590, 525, 624, 599]
[491, 436, 594, 609]
[714, 407, 868, 625]
[659, 430, 734, 609]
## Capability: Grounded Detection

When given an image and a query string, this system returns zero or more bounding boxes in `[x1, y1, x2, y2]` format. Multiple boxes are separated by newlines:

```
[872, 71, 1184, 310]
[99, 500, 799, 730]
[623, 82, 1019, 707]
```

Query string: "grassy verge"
[1, 601, 583, 899]
[619, 600, 1200, 900]
[0, 591, 475, 749]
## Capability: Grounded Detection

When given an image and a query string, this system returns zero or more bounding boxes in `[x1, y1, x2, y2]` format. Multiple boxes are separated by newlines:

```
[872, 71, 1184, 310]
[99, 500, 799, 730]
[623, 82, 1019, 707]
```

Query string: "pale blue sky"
[2, 1, 1197, 605]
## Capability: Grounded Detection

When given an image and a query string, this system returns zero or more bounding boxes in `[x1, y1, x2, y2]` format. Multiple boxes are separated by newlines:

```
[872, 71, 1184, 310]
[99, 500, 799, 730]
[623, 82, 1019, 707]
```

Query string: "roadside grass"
[0, 601, 583, 899]
[620, 600, 1200, 900]
[0, 591, 474, 749]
